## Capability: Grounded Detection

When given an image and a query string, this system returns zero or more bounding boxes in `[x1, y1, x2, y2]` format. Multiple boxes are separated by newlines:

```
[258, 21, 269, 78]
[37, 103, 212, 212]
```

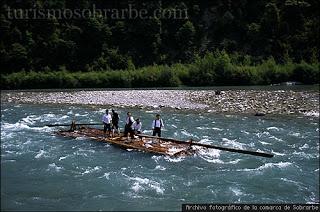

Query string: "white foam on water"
[196, 126, 210, 130]
[256, 131, 271, 138]
[212, 127, 223, 131]
[2, 122, 33, 131]
[4, 150, 22, 155]
[198, 138, 213, 144]
[227, 159, 242, 164]
[259, 141, 272, 145]
[257, 162, 292, 170]
[181, 130, 197, 138]
[171, 124, 178, 129]
[1, 122, 53, 132]
[32, 196, 41, 201]
[222, 138, 244, 149]
[271, 151, 286, 156]
[67, 110, 73, 115]
[151, 155, 162, 163]
[183, 181, 193, 187]
[289, 132, 301, 137]
[35, 149, 48, 159]
[268, 135, 283, 142]
[129, 177, 165, 195]
[21, 116, 37, 124]
[200, 157, 224, 163]
[23, 140, 32, 145]
[292, 151, 315, 159]
[164, 156, 185, 163]
[2, 159, 16, 163]
[45, 114, 55, 118]
[238, 162, 292, 172]
[73, 151, 88, 157]
[60, 115, 69, 119]
[82, 166, 102, 175]
[1, 131, 14, 139]
[280, 178, 301, 186]
[79, 148, 96, 153]
[47, 163, 63, 172]
[197, 148, 220, 157]
[167, 146, 187, 156]
[75, 113, 88, 117]
[99, 172, 110, 179]
[154, 165, 166, 171]
[195, 146, 223, 163]
[58, 156, 69, 161]
[230, 187, 244, 196]
[299, 144, 309, 150]
[93, 194, 108, 199]
[267, 127, 282, 131]
[241, 130, 250, 135]
[143, 130, 153, 134]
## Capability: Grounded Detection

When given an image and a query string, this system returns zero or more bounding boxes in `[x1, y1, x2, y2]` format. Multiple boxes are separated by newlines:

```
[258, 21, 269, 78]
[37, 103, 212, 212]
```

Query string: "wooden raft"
[55, 127, 195, 157]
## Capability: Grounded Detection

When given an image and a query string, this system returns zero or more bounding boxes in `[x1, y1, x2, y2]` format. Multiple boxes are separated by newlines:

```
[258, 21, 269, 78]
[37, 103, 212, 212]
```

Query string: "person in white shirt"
[152, 114, 164, 137]
[133, 118, 142, 134]
[102, 109, 112, 137]
[124, 112, 135, 139]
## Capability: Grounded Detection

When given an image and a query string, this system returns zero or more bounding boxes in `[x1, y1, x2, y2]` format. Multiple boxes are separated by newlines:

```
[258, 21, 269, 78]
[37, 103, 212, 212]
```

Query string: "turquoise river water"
[1, 102, 319, 211]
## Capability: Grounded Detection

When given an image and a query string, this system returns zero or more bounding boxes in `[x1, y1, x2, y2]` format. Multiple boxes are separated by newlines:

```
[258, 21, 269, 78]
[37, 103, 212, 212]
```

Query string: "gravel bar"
[1, 89, 319, 116]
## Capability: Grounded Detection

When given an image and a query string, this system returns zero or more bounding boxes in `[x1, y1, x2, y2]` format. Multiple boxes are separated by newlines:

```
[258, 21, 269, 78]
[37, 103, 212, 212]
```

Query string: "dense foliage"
[1, 51, 319, 89]
[0, 0, 319, 88]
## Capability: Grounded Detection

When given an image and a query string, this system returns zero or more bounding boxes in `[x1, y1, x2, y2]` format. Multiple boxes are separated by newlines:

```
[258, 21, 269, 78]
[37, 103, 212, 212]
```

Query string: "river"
[1, 89, 319, 211]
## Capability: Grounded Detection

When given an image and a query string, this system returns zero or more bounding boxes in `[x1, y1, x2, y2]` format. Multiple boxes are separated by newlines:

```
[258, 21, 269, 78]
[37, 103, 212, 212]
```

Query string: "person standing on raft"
[152, 114, 164, 137]
[133, 118, 142, 135]
[102, 109, 112, 137]
[111, 109, 120, 136]
[124, 112, 135, 139]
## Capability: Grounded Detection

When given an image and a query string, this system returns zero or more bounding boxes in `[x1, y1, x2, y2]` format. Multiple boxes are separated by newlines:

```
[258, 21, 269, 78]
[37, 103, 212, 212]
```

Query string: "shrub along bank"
[1, 51, 319, 89]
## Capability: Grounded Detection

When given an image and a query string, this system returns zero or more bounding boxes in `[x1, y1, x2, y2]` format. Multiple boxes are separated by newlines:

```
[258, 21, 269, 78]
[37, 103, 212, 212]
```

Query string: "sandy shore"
[1, 89, 319, 116]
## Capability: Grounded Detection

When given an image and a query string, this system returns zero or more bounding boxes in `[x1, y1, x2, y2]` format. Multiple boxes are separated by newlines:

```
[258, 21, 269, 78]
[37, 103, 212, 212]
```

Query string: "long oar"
[44, 123, 103, 127]
[137, 134, 273, 158]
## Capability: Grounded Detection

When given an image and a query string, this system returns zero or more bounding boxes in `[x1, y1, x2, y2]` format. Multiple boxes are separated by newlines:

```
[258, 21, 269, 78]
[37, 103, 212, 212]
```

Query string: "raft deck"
[56, 127, 196, 157]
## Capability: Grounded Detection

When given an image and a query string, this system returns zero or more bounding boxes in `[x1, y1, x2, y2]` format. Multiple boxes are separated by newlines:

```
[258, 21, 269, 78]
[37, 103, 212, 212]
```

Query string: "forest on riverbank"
[0, 0, 319, 89]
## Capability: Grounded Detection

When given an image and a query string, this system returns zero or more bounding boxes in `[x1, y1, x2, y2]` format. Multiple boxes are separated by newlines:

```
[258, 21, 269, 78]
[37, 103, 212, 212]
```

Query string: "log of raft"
[137, 134, 273, 158]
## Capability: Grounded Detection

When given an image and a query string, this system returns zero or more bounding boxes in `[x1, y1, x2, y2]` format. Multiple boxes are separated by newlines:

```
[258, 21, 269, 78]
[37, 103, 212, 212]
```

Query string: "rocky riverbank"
[1, 89, 319, 117]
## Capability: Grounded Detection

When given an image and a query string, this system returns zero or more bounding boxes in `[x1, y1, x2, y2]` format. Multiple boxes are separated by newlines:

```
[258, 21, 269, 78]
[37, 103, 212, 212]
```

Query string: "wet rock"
[215, 90, 221, 95]
[254, 112, 266, 116]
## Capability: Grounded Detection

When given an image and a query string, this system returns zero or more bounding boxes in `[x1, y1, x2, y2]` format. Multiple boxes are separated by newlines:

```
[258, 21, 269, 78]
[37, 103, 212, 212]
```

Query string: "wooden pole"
[45, 123, 103, 127]
[137, 134, 274, 158]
